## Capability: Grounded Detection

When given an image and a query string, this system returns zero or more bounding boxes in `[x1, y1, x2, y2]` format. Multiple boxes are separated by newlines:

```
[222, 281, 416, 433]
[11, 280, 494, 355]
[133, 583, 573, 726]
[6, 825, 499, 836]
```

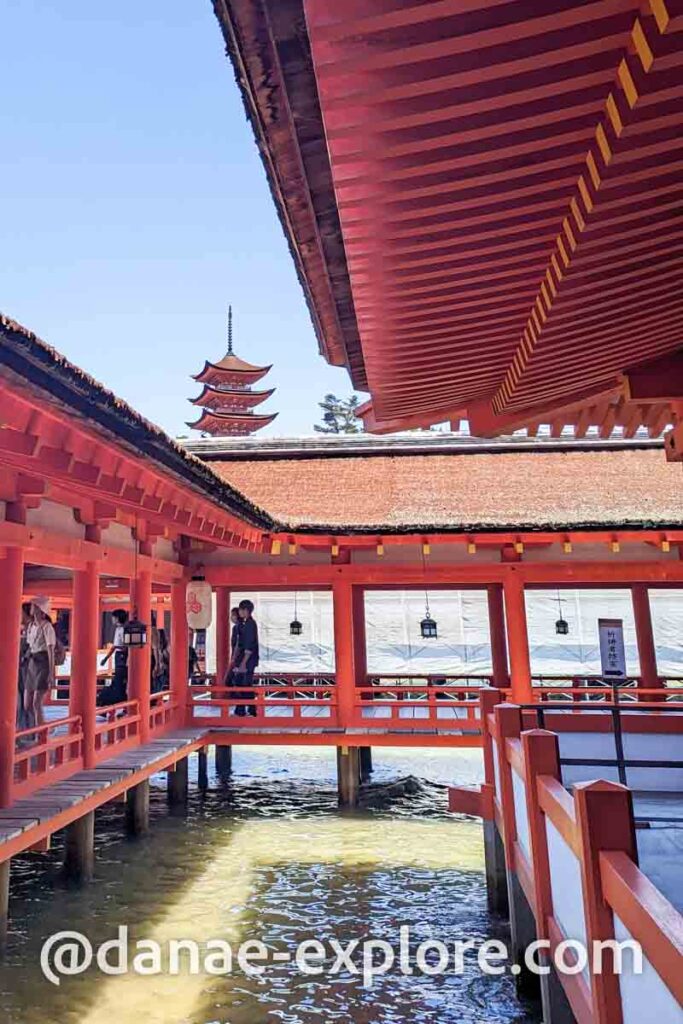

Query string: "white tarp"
[204, 588, 683, 680]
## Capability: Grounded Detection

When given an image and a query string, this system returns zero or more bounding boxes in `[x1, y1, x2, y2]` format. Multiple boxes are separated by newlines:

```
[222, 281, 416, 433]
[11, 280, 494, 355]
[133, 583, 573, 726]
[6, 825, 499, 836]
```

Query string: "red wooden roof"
[190, 383, 275, 410]
[186, 408, 278, 436]
[209, 437, 683, 532]
[193, 354, 272, 387]
[217, 0, 683, 438]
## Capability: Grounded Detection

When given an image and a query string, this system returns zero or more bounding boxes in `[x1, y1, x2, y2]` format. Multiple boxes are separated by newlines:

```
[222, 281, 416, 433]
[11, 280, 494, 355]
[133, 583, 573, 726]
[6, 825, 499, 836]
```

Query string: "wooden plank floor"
[0, 728, 206, 857]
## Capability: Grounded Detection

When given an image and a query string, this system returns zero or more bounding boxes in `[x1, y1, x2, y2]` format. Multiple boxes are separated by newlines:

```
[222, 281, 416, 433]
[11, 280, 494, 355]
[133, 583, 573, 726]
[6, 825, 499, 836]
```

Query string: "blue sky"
[1, 1, 356, 436]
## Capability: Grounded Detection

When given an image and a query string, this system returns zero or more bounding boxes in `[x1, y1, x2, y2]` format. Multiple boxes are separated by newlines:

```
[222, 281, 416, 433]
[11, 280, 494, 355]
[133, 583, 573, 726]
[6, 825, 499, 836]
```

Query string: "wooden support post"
[521, 730, 575, 1023]
[0, 547, 24, 808]
[0, 859, 9, 954]
[198, 747, 208, 791]
[333, 581, 366, 729]
[63, 811, 95, 885]
[167, 755, 189, 807]
[483, 817, 509, 916]
[125, 780, 150, 837]
[215, 587, 230, 689]
[503, 572, 532, 703]
[359, 746, 373, 782]
[333, 580, 356, 728]
[352, 586, 367, 686]
[631, 584, 659, 691]
[574, 781, 638, 1024]
[129, 570, 152, 743]
[170, 577, 189, 727]
[480, 689, 508, 914]
[71, 562, 99, 769]
[487, 584, 510, 688]
[494, 705, 539, 996]
[337, 746, 360, 807]
[215, 744, 232, 778]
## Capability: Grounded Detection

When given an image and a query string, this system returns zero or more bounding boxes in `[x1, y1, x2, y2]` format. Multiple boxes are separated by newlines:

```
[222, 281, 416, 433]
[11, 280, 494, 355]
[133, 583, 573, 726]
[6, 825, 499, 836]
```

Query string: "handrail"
[531, 683, 683, 703]
[94, 700, 140, 757]
[518, 699, 683, 786]
[94, 699, 140, 732]
[13, 715, 84, 796]
[600, 850, 683, 1005]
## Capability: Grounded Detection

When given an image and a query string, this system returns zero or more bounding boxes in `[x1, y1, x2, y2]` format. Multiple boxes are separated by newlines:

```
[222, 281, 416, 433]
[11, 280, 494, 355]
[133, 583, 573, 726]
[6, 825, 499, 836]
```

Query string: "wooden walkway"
[0, 728, 206, 861]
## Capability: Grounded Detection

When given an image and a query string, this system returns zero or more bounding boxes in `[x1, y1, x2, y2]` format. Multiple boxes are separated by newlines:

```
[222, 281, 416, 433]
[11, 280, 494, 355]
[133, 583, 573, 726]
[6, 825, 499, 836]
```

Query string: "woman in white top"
[25, 595, 56, 727]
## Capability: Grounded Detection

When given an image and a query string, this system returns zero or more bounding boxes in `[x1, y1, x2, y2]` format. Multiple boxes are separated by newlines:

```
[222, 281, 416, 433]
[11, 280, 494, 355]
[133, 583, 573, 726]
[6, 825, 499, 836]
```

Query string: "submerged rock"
[359, 774, 426, 806]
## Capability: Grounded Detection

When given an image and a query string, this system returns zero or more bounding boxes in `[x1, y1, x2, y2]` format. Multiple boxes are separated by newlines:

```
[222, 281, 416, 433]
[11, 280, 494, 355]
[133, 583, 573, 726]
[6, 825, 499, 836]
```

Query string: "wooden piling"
[167, 756, 189, 807]
[0, 859, 9, 953]
[198, 747, 209, 791]
[63, 811, 95, 885]
[126, 780, 150, 837]
[359, 746, 373, 782]
[215, 744, 232, 779]
[337, 746, 360, 807]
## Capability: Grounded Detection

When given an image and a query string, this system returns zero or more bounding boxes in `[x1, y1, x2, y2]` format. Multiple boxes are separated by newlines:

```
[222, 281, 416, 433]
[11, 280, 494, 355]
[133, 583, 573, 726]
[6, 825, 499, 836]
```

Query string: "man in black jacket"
[233, 599, 259, 717]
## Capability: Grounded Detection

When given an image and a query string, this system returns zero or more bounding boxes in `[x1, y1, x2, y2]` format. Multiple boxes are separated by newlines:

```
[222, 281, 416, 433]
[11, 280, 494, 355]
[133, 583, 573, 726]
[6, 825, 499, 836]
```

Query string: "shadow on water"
[0, 747, 539, 1024]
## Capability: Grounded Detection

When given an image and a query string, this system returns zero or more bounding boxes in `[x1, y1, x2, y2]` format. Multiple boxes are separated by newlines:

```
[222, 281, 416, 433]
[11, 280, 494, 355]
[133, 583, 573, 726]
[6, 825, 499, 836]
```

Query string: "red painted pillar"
[333, 579, 356, 727]
[170, 578, 189, 726]
[352, 586, 367, 685]
[0, 547, 24, 807]
[503, 572, 532, 703]
[129, 570, 152, 743]
[487, 584, 509, 688]
[71, 562, 99, 768]
[631, 584, 659, 692]
[215, 587, 230, 687]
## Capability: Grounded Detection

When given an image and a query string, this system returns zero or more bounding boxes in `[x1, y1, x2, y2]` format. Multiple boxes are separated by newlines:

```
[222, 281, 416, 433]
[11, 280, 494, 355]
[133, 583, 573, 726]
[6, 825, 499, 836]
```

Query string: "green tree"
[314, 393, 363, 434]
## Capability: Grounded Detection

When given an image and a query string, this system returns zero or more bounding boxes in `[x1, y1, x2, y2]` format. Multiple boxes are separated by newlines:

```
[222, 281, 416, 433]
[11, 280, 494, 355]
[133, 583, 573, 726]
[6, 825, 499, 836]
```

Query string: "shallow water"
[0, 747, 538, 1023]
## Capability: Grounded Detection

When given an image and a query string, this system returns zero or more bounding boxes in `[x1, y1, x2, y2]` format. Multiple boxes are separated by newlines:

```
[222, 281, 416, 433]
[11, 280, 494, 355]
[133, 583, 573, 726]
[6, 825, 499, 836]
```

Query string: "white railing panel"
[613, 912, 681, 1024]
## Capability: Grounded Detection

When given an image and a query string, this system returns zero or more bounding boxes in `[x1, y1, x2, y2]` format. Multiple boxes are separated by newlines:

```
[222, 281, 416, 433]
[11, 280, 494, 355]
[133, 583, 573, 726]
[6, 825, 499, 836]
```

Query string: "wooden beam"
[0, 520, 183, 581]
[203, 561, 683, 587]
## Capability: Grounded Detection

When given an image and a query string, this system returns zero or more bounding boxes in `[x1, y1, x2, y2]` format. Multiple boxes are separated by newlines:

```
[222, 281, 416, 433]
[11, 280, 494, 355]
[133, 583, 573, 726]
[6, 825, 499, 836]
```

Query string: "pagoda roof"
[186, 408, 278, 436]
[216, 0, 683, 440]
[190, 383, 275, 410]
[193, 353, 271, 385]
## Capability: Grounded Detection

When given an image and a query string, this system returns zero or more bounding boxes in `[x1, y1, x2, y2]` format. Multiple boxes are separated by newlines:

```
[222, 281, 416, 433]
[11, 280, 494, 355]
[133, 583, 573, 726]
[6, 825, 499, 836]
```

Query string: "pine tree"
[314, 394, 363, 433]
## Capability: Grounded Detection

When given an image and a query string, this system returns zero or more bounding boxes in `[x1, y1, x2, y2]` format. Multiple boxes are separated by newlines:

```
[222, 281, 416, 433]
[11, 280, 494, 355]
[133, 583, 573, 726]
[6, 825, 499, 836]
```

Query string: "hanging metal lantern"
[420, 611, 438, 639]
[123, 616, 148, 648]
[186, 578, 213, 630]
[555, 590, 569, 635]
[419, 550, 437, 638]
[290, 592, 303, 636]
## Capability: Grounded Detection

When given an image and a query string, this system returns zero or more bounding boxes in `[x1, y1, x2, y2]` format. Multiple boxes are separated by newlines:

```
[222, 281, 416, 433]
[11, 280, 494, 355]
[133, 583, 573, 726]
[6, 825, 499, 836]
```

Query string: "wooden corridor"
[0, 727, 206, 863]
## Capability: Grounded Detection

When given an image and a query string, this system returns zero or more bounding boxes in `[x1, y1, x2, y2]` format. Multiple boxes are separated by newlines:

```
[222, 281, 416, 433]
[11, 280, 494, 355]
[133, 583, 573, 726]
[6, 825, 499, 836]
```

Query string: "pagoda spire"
[187, 307, 277, 437]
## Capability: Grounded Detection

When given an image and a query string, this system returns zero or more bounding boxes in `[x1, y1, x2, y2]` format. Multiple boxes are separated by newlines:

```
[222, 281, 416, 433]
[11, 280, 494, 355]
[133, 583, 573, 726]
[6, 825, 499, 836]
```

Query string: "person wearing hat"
[25, 596, 56, 727]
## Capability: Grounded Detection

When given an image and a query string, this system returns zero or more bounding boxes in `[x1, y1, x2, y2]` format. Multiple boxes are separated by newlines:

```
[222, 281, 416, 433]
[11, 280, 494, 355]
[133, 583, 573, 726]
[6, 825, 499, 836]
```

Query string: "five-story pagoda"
[188, 307, 277, 436]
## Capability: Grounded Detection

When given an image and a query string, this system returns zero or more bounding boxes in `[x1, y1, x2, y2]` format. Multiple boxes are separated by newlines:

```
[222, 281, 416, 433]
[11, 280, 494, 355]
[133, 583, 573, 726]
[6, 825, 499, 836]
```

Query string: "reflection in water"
[0, 747, 538, 1023]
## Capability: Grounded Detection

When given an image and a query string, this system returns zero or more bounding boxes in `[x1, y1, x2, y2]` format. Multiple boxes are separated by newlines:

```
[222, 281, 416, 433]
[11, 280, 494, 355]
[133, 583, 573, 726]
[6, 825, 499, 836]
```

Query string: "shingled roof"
[198, 435, 683, 534]
[0, 314, 276, 531]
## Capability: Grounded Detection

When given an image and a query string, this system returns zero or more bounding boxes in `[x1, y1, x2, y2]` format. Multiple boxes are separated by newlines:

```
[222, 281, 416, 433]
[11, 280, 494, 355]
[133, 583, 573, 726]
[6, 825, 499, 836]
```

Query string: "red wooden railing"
[149, 693, 177, 733]
[188, 679, 337, 727]
[188, 674, 500, 733]
[13, 715, 84, 799]
[94, 700, 141, 760]
[530, 675, 683, 702]
[450, 691, 683, 1021]
[351, 682, 485, 731]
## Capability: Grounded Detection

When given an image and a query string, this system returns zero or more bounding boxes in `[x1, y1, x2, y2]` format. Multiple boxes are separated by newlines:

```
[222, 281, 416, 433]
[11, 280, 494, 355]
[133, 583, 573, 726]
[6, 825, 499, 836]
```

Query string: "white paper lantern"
[186, 580, 213, 630]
